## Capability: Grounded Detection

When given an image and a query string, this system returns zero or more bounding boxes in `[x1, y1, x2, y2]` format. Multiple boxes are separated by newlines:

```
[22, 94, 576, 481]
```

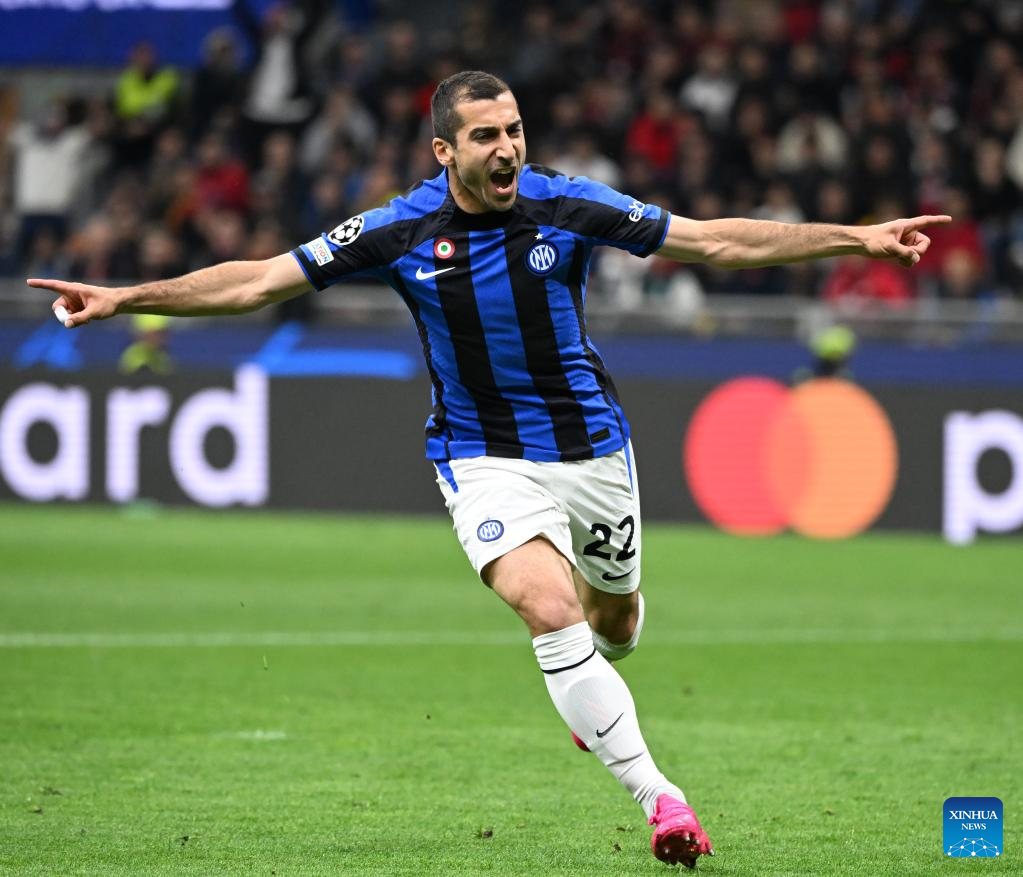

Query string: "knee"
[520, 587, 585, 636]
[590, 592, 645, 660]
[590, 595, 640, 645]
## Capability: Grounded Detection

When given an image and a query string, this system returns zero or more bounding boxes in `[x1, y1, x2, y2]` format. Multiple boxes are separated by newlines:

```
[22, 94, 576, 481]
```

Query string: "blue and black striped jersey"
[290, 164, 669, 463]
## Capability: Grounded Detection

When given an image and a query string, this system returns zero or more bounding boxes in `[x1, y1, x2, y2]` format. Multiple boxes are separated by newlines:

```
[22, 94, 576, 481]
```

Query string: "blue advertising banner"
[0, 0, 273, 67]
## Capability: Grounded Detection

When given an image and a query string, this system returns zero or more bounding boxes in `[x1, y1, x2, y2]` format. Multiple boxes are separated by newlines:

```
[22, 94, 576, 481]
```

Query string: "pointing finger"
[28, 278, 75, 294]
[904, 214, 952, 231]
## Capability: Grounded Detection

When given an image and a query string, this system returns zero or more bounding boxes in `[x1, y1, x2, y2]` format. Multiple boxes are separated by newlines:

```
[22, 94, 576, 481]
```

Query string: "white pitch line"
[0, 629, 1020, 649]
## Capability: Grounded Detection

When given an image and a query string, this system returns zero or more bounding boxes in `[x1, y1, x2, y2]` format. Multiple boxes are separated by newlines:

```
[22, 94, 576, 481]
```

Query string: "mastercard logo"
[683, 377, 898, 538]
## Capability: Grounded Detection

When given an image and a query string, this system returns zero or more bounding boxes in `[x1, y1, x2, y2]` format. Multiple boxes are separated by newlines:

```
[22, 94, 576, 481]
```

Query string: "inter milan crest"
[327, 215, 365, 247]
[525, 241, 559, 276]
[477, 520, 504, 542]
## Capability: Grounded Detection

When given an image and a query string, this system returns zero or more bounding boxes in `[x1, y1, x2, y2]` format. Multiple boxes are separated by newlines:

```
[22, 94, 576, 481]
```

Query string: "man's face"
[434, 91, 526, 213]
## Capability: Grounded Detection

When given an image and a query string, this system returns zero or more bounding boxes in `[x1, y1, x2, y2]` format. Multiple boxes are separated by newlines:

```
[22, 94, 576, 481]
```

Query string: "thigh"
[487, 536, 584, 637]
[560, 442, 642, 595]
[435, 456, 575, 583]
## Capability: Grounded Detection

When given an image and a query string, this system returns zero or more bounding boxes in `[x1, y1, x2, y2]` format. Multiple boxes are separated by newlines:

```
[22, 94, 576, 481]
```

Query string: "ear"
[433, 137, 454, 167]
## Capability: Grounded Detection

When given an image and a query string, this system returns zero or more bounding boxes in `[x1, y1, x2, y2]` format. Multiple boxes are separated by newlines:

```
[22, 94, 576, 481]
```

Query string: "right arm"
[28, 252, 311, 328]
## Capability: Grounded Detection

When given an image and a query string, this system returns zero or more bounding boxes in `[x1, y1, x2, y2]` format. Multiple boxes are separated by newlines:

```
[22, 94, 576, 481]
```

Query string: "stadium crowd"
[2, 0, 1022, 319]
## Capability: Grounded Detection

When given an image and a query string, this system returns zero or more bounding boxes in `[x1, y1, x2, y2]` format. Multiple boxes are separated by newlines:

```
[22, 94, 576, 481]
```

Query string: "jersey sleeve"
[556, 176, 669, 257]
[290, 205, 405, 290]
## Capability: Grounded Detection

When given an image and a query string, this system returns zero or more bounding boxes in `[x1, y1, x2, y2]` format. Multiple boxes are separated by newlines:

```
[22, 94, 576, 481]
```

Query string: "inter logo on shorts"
[526, 242, 559, 276]
[477, 520, 504, 542]
[434, 238, 455, 259]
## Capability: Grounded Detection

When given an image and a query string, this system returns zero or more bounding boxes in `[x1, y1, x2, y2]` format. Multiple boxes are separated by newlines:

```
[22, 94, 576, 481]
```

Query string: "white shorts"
[434, 442, 641, 595]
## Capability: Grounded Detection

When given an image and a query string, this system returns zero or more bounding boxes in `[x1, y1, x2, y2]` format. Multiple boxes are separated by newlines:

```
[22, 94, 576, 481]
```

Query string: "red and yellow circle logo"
[683, 377, 898, 538]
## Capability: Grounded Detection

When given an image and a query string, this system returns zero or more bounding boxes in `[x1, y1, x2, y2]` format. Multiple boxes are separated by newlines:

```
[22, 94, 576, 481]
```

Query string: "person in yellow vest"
[119, 314, 173, 375]
[115, 43, 179, 122]
[115, 43, 179, 165]
[793, 325, 857, 384]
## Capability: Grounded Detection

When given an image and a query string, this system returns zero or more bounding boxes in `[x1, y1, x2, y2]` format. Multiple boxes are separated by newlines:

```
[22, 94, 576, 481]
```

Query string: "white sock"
[533, 620, 684, 817]
[591, 592, 645, 661]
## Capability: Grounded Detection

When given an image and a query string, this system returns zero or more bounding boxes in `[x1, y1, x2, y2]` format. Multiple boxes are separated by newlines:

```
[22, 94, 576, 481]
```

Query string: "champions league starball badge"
[327, 215, 365, 247]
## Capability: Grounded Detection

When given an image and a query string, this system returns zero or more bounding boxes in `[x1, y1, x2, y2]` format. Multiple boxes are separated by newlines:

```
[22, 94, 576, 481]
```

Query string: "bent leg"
[487, 538, 682, 819]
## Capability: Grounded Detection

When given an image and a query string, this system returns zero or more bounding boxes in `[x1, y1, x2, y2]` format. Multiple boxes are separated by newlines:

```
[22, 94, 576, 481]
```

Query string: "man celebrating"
[30, 71, 948, 868]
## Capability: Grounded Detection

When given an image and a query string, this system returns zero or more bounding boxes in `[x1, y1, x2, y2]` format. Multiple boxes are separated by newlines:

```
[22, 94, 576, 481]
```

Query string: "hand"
[861, 215, 952, 267]
[26, 278, 123, 328]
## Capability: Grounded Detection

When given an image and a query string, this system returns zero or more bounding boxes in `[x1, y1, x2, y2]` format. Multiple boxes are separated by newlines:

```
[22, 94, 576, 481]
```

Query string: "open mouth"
[489, 166, 516, 196]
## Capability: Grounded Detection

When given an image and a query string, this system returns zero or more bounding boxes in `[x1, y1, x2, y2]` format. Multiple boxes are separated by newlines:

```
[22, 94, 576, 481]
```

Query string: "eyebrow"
[468, 118, 523, 138]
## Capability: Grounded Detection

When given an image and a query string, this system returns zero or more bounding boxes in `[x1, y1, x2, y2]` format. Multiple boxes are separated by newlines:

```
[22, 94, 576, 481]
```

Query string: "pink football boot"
[570, 731, 590, 752]
[648, 794, 714, 868]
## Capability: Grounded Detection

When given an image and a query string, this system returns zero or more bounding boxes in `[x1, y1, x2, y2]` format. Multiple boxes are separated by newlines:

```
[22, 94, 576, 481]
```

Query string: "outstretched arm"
[657, 214, 952, 269]
[28, 253, 311, 328]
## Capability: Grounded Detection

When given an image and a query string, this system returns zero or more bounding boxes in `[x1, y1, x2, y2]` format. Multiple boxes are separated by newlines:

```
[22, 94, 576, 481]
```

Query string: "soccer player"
[29, 71, 949, 868]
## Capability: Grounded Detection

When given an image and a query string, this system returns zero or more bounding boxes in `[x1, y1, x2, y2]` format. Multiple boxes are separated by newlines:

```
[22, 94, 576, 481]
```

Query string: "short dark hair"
[431, 70, 511, 144]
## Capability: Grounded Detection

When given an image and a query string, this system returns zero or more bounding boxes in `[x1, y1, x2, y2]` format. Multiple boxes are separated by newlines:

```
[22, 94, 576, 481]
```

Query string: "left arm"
[657, 214, 951, 269]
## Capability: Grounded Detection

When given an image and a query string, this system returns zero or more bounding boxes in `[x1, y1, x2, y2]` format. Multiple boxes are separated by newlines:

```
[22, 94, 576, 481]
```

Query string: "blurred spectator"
[192, 133, 250, 215]
[815, 179, 855, 226]
[970, 137, 1021, 289]
[146, 128, 191, 220]
[66, 217, 121, 282]
[970, 138, 1019, 223]
[938, 248, 987, 301]
[919, 189, 987, 283]
[912, 130, 957, 215]
[508, 7, 561, 94]
[544, 92, 589, 158]
[552, 132, 622, 188]
[299, 86, 376, 173]
[793, 325, 857, 384]
[193, 209, 247, 269]
[376, 86, 424, 160]
[854, 135, 913, 219]
[9, 100, 90, 270]
[731, 43, 775, 112]
[780, 42, 839, 117]
[775, 111, 848, 176]
[602, 0, 652, 79]
[301, 174, 346, 239]
[364, 20, 428, 116]
[822, 257, 915, 311]
[114, 42, 180, 166]
[120, 315, 174, 375]
[251, 130, 307, 227]
[189, 28, 246, 138]
[137, 225, 186, 282]
[235, 0, 328, 162]
[626, 91, 691, 175]
[751, 181, 805, 225]
[674, 130, 717, 213]
[580, 77, 635, 157]
[679, 43, 737, 132]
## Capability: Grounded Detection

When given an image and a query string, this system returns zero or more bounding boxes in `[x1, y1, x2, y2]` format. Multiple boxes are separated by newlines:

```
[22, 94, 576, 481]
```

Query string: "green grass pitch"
[1, 504, 1019, 875]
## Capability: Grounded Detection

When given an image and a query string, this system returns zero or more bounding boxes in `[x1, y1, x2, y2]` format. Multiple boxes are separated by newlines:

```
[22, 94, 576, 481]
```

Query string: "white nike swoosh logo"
[416, 266, 456, 280]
